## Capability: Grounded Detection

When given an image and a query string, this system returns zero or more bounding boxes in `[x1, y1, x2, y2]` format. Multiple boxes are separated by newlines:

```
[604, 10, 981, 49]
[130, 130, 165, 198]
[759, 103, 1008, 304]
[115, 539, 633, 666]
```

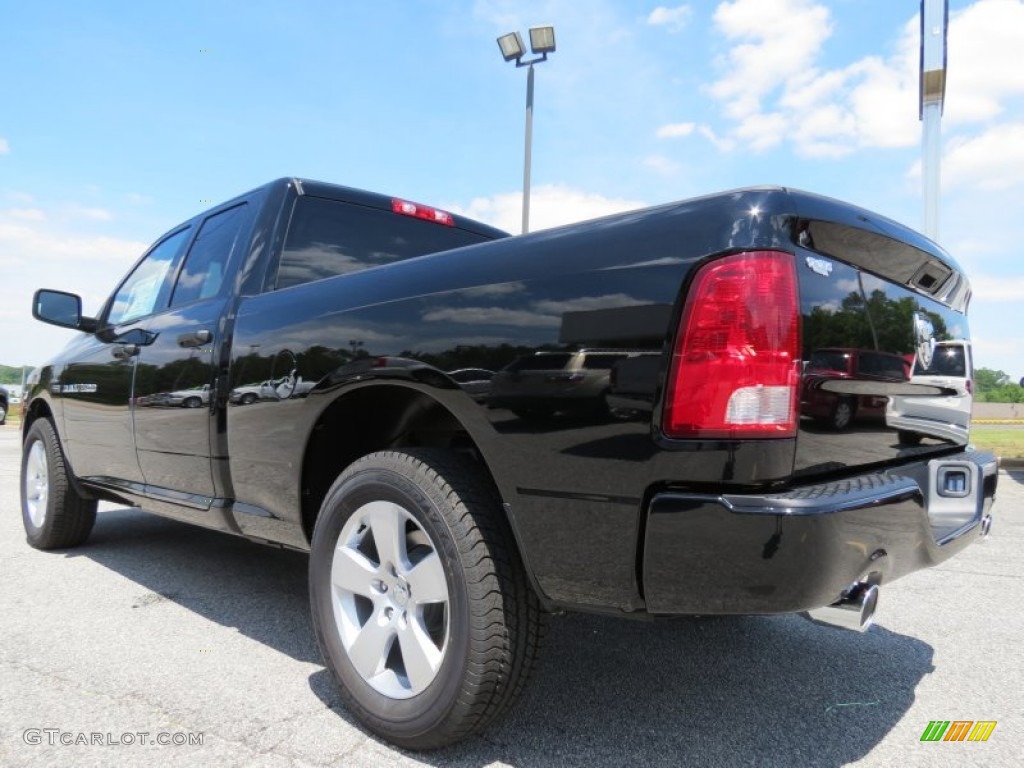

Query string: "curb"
[973, 419, 1024, 426]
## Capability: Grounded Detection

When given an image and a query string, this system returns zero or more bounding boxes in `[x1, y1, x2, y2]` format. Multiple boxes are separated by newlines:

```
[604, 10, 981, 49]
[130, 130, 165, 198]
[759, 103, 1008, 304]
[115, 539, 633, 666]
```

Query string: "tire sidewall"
[309, 460, 472, 737]
[21, 420, 56, 543]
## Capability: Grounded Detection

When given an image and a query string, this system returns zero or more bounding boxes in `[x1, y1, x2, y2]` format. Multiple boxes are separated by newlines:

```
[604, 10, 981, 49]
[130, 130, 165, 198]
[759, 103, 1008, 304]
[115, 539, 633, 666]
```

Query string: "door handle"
[177, 330, 213, 348]
[111, 344, 138, 360]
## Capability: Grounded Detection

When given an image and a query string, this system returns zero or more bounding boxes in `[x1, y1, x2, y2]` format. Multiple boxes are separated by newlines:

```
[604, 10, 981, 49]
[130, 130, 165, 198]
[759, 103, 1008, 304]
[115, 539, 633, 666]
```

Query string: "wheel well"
[22, 398, 53, 439]
[300, 386, 489, 543]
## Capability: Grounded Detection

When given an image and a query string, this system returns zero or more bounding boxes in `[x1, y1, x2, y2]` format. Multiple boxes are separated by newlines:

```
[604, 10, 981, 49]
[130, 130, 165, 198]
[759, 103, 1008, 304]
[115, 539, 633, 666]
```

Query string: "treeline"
[974, 368, 1024, 403]
[0, 365, 33, 386]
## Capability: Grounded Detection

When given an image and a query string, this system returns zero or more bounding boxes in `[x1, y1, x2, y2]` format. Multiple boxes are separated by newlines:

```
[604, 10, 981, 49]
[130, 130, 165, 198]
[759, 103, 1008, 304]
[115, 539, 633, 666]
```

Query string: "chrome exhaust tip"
[803, 582, 879, 633]
[980, 515, 992, 538]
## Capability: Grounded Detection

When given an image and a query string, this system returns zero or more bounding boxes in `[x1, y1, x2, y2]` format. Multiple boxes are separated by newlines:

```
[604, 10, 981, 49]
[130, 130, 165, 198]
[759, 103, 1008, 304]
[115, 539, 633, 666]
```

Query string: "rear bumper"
[641, 449, 998, 615]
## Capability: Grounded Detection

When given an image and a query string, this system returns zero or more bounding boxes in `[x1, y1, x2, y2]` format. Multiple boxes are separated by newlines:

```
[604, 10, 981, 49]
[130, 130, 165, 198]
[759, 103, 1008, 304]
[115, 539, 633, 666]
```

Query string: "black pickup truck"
[22, 178, 997, 749]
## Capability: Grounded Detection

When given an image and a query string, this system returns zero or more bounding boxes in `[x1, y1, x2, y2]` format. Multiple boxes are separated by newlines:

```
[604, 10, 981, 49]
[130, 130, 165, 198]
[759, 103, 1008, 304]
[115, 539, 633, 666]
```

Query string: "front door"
[60, 226, 193, 489]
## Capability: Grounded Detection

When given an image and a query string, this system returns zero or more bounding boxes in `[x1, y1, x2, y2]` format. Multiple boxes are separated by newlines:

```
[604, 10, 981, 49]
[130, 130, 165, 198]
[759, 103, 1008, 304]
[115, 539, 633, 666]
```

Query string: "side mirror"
[32, 289, 96, 332]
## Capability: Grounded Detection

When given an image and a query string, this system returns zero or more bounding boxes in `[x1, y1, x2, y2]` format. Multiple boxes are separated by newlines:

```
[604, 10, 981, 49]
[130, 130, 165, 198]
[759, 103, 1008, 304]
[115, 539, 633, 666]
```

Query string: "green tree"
[974, 368, 1010, 395]
[982, 384, 1024, 403]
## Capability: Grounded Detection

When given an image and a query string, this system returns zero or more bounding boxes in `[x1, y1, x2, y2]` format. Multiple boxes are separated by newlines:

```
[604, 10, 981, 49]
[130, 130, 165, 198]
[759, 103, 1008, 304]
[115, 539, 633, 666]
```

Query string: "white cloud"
[0, 209, 148, 364]
[0, 137, 9, 155]
[647, 5, 692, 32]
[452, 184, 646, 233]
[941, 123, 1024, 190]
[3, 208, 46, 221]
[968, 274, 1024, 302]
[698, 125, 735, 152]
[65, 204, 113, 221]
[705, 0, 1024, 159]
[656, 122, 696, 139]
[423, 307, 560, 328]
[710, 0, 832, 120]
[643, 154, 679, 175]
[731, 111, 788, 152]
[534, 294, 644, 314]
[970, 333, 1024, 376]
[943, 0, 1024, 125]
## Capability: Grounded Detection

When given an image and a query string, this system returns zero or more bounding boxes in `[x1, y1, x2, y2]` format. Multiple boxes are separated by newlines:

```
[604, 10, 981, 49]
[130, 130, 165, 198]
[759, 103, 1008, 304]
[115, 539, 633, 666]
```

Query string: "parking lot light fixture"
[497, 32, 525, 62]
[496, 25, 556, 234]
[528, 26, 556, 55]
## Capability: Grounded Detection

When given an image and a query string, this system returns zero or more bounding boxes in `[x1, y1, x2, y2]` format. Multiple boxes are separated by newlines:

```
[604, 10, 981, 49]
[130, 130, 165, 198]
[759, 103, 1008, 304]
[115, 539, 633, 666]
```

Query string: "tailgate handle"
[178, 330, 213, 348]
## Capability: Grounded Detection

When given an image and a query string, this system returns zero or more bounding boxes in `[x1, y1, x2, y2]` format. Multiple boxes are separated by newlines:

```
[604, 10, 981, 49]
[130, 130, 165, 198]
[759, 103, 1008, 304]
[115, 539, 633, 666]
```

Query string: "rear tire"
[830, 397, 855, 430]
[897, 430, 923, 446]
[309, 448, 544, 749]
[21, 419, 97, 549]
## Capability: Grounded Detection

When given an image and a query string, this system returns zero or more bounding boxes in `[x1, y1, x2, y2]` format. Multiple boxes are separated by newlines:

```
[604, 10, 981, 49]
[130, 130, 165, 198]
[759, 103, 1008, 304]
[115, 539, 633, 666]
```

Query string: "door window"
[107, 228, 190, 326]
[171, 204, 249, 307]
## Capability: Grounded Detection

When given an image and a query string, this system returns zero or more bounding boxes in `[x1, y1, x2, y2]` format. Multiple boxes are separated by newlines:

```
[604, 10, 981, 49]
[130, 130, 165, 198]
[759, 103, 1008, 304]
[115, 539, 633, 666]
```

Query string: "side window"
[171, 204, 249, 307]
[107, 228, 191, 326]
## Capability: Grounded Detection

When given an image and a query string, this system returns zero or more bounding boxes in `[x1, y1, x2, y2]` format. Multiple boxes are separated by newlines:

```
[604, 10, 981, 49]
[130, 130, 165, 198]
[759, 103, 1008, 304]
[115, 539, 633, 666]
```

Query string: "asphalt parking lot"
[0, 423, 1021, 767]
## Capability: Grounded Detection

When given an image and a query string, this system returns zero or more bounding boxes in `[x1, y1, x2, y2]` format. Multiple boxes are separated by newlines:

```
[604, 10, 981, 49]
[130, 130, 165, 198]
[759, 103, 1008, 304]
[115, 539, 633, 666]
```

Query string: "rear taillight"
[662, 250, 801, 439]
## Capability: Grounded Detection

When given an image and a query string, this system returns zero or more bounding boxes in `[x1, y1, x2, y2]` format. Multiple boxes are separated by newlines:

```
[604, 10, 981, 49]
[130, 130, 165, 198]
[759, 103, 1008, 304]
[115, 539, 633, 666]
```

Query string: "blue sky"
[2, 0, 1022, 380]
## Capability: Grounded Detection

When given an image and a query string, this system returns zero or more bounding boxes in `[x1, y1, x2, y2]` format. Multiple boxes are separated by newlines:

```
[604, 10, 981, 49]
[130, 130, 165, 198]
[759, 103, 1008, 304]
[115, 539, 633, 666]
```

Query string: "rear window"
[807, 351, 850, 373]
[275, 197, 492, 290]
[914, 345, 967, 377]
[856, 352, 908, 380]
[581, 353, 627, 370]
[506, 354, 572, 372]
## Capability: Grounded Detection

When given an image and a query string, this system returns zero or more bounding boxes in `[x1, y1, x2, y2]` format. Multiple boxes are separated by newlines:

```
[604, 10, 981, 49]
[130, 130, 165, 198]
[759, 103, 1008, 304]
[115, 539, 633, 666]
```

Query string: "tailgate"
[791, 205, 972, 479]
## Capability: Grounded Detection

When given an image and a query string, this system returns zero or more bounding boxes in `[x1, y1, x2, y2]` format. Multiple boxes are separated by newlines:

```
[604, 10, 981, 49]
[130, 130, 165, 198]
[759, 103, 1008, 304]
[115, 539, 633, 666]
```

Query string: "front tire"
[309, 449, 543, 749]
[21, 419, 97, 549]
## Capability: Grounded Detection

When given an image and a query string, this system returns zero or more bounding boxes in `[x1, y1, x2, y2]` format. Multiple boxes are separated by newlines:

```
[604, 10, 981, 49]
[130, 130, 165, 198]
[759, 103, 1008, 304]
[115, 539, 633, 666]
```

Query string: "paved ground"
[0, 423, 1021, 767]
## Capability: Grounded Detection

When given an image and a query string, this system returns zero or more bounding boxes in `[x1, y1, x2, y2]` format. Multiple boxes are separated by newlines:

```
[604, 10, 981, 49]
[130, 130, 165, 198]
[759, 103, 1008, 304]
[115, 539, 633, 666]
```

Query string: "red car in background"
[801, 348, 910, 430]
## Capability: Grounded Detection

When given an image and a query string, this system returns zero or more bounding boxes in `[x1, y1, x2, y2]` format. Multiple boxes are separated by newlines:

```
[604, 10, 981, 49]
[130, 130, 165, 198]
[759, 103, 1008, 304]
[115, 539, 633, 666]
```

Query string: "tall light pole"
[920, 0, 948, 241]
[497, 26, 556, 234]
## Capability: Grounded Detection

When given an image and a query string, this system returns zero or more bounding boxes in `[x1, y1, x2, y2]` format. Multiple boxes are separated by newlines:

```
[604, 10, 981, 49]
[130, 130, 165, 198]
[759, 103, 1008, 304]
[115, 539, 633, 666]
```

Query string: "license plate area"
[927, 458, 983, 542]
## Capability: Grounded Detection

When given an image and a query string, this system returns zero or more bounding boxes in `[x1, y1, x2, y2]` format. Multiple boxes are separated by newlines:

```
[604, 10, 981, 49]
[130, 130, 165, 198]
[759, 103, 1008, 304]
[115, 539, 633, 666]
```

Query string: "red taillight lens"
[662, 250, 801, 439]
[391, 198, 455, 226]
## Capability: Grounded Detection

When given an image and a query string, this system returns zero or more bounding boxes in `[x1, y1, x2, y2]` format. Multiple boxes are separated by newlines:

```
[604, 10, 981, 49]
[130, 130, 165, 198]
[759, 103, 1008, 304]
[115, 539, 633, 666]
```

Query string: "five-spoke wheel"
[309, 449, 543, 750]
[331, 500, 450, 699]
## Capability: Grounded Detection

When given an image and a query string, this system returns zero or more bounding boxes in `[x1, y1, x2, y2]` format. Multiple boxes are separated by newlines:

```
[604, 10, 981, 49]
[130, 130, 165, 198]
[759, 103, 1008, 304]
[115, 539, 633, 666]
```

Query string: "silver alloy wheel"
[331, 500, 450, 699]
[24, 440, 49, 528]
